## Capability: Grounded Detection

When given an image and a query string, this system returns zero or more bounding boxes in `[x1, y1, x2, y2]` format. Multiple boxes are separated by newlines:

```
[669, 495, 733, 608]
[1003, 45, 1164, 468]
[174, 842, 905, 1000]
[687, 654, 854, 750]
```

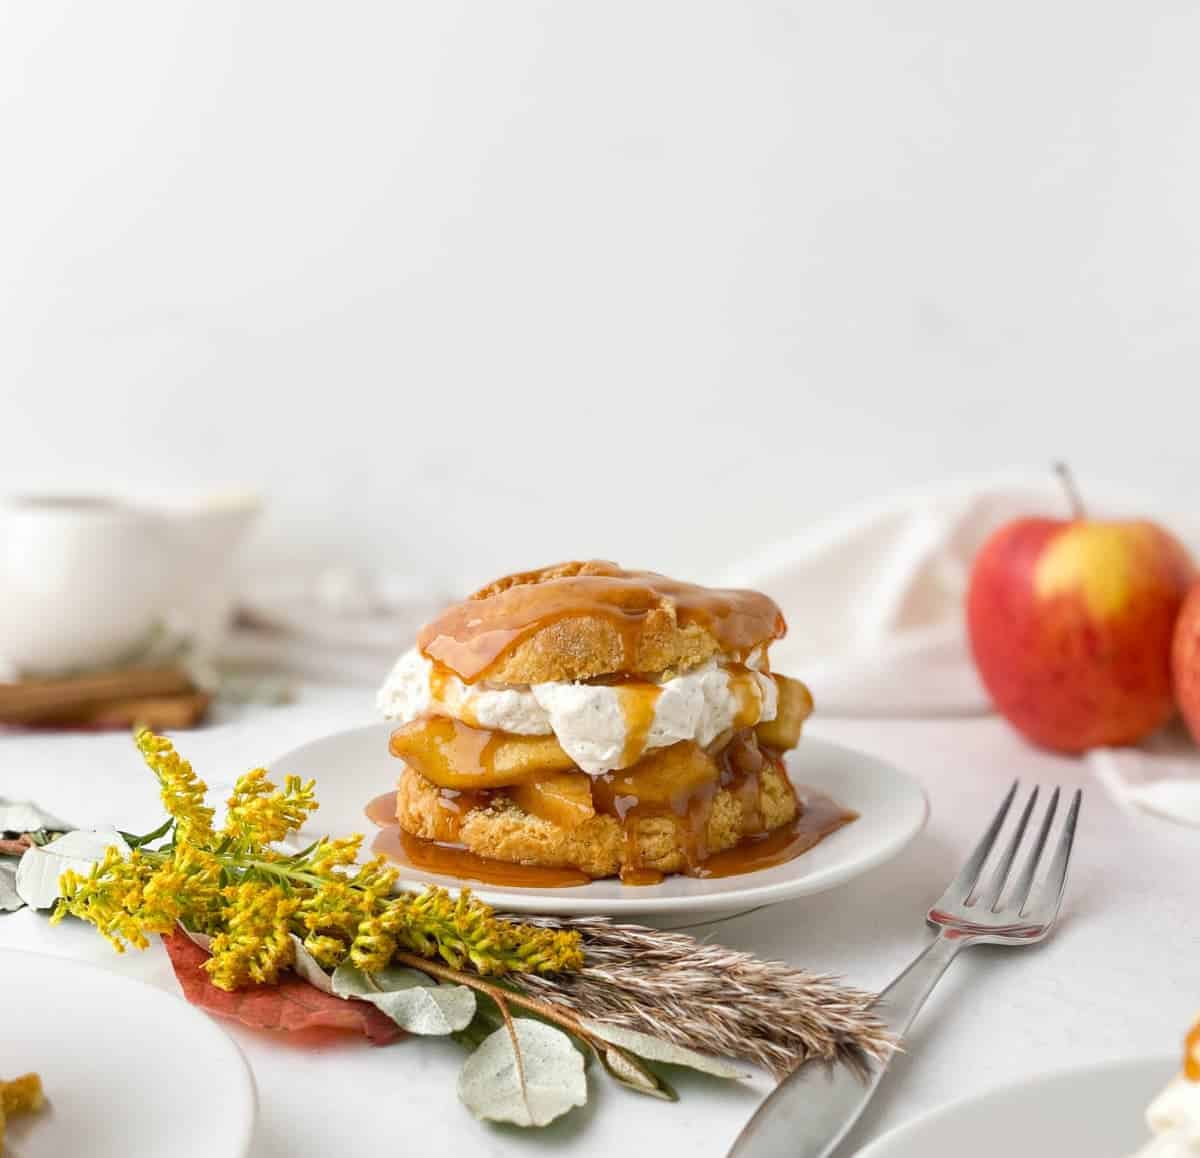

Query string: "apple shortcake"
[376, 561, 826, 884]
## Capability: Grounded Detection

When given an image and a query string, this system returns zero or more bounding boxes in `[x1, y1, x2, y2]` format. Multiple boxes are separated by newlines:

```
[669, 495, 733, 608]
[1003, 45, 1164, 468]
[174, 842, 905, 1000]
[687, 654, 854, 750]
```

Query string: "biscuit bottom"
[394, 760, 799, 880]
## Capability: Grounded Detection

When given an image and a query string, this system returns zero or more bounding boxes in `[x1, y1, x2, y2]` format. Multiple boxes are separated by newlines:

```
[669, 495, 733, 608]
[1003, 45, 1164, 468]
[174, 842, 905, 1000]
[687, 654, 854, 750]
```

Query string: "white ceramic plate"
[853, 1056, 1175, 1157]
[0, 949, 256, 1158]
[269, 723, 928, 917]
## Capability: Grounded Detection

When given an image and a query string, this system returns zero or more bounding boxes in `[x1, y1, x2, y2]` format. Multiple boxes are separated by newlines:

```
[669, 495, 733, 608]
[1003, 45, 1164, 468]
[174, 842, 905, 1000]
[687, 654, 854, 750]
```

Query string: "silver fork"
[728, 782, 1082, 1158]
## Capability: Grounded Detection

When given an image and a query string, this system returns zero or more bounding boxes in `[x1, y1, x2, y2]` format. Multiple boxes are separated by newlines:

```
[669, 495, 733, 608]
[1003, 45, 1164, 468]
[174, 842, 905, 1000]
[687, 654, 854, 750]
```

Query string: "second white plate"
[269, 723, 927, 917]
[853, 1055, 1176, 1157]
[0, 949, 256, 1158]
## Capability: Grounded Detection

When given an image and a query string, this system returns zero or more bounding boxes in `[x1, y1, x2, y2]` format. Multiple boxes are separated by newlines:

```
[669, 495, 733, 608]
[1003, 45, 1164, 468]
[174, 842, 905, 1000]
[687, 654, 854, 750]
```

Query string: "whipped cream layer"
[1133, 1075, 1200, 1157]
[376, 648, 778, 776]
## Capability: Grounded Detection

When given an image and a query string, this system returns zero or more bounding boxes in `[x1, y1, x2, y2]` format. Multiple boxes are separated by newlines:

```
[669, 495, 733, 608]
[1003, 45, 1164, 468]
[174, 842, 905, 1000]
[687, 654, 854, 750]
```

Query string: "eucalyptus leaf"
[15, 828, 130, 910]
[579, 1019, 747, 1080]
[593, 1042, 676, 1101]
[332, 963, 476, 1034]
[451, 991, 506, 1050]
[458, 1018, 587, 1127]
[0, 799, 72, 835]
[0, 864, 22, 913]
[453, 1014, 500, 1052]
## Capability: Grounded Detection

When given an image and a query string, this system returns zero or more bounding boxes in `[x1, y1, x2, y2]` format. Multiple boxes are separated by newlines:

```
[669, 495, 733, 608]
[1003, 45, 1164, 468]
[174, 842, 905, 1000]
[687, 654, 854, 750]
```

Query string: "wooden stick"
[0, 668, 195, 725]
[67, 692, 212, 730]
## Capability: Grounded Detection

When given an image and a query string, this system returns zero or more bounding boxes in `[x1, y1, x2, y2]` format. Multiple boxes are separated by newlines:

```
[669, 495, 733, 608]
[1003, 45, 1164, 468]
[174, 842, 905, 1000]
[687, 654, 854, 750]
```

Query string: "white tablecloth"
[2, 687, 1197, 1156]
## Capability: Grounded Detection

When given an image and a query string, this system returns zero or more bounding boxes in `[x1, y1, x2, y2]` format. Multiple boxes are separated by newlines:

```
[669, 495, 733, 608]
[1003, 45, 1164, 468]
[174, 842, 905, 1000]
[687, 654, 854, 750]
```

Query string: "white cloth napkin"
[1089, 727, 1200, 826]
[724, 472, 1200, 825]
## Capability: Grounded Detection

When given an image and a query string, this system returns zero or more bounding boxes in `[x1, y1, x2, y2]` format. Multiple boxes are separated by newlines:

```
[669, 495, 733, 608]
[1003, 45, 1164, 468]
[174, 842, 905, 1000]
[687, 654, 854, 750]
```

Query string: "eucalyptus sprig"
[45, 730, 748, 1127]
[41, 730, 889, 1129]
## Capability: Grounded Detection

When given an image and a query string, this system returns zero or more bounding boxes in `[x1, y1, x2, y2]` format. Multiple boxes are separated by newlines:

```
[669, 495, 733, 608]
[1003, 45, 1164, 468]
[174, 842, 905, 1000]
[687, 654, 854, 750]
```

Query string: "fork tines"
[939, 782, 1082, 922]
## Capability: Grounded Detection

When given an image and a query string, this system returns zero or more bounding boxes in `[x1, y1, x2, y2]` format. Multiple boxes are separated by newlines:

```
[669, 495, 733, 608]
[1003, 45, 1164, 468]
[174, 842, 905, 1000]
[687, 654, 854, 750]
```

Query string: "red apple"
[967, 514, 1194, 752]
[1172, 583, 1200, 744]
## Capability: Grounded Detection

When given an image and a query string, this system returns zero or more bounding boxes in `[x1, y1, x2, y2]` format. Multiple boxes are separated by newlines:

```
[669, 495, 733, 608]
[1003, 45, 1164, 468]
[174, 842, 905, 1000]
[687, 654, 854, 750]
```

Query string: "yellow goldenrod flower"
[302, 931, 349, 970]
[309, 835, 364, 874]
[298, 879, 374, 944]
[347, 855, 399, 899]
[54, 847, 163, 953]
[349, 910, 399, 973]
[397, 888, 584, 975]
[58, 732, 584, 990]
[134, 729, 214, 846]
[223, 768, 318, 845]
[143, 844, 224, 935]
[206, 883, 300, 990]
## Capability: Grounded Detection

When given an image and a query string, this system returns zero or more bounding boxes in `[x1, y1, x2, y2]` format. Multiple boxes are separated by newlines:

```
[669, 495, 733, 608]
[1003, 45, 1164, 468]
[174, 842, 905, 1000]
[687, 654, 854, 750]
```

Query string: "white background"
[2, 1, 1199, 587]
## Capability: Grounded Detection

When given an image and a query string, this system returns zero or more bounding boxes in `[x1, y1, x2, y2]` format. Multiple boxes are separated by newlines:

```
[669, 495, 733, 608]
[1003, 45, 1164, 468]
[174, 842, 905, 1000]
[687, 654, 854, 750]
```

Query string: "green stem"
[140, 847, 332, 891]
[231, 857, 330, 888]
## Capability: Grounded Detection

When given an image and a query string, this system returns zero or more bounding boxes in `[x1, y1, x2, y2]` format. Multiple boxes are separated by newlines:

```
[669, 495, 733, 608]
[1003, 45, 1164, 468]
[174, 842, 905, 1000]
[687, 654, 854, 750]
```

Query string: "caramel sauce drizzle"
[617, 682, 662, 768]
[723, 729, 766, 832]
[1186, 1019, 1200, 1082]
[426, 661, 484, 727]
[417, 561, 785, 684]
[725, 663, 763, 730]
[428, 661, 452, 702]
[590, 744, 720, 886]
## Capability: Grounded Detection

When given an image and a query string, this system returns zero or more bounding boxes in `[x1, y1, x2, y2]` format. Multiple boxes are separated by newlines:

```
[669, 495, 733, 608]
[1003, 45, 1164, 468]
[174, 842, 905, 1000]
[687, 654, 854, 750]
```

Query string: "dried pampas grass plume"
[508, 916, 892, 1079]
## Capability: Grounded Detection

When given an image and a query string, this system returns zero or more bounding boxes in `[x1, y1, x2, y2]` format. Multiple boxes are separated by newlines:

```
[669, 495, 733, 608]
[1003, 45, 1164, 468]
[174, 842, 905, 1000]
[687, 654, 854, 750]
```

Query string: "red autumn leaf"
[0, 834, 35, 856]
[162, 930, 404, 1045]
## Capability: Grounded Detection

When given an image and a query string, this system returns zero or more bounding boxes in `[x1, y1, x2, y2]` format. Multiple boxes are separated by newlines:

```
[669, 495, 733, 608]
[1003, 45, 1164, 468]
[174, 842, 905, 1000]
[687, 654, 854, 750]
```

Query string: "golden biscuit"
[394, 761, 798, 879]
[417, 560, 785, 685]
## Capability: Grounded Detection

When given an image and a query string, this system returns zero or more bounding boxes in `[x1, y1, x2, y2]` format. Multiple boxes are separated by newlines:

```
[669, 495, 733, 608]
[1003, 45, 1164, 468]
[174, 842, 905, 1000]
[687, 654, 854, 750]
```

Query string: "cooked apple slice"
[510, 772, 596, 830]
[593, 741, 719, 814]
[755, 675, 813, 751]
[389, 715, 575, 789]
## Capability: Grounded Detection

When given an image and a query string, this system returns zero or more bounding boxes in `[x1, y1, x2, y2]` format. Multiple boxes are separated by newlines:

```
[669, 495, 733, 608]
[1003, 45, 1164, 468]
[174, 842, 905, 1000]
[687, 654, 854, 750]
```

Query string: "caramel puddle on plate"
[693, 789, 858, 878]
[365, 787, 857, 889]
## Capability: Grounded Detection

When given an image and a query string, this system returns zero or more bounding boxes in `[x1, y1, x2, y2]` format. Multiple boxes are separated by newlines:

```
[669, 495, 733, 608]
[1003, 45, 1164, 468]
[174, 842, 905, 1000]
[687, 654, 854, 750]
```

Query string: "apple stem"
[1053, 461, 1086, 520]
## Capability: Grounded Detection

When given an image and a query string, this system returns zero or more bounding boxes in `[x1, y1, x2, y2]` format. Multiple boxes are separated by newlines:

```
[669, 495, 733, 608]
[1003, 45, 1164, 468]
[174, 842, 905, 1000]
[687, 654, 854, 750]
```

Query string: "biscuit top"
[417, 560, 786, 685]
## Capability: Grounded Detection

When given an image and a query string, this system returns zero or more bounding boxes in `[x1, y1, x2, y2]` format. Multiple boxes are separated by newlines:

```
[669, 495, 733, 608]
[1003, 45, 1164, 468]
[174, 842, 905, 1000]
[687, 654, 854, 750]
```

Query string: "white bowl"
[0, 491, 259, 675]
[0, 497, 174, 674]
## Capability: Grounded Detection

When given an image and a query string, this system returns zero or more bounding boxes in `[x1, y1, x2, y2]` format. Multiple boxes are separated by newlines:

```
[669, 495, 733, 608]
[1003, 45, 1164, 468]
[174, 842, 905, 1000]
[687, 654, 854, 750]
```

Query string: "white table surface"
[2, 685, 1197, 1157]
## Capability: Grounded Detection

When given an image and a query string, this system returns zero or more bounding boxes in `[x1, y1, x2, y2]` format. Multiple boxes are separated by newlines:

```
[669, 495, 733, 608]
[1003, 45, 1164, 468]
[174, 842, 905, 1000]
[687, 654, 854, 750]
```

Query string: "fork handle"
[727, 935, 962, 1158]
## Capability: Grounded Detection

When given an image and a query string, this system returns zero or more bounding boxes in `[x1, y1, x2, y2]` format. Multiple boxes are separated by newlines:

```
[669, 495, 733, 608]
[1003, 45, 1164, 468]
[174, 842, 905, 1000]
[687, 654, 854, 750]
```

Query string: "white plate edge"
[0, 947, 259, 1158]
[851, 1053, 1178, 1157]
[267, 724, 930, 916]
